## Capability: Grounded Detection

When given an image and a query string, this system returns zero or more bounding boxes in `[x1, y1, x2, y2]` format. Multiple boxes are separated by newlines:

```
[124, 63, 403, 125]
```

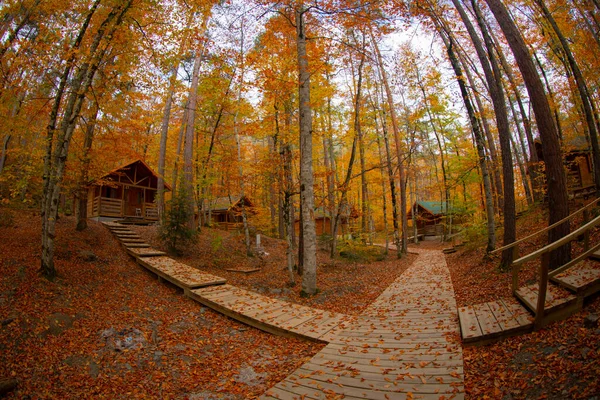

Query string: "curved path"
[103, 223, 464, 399]
[261, 248, 464, 399]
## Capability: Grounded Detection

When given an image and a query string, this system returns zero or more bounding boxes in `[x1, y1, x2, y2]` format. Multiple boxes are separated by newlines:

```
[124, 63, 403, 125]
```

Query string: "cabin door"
[124, 187, 144, 217]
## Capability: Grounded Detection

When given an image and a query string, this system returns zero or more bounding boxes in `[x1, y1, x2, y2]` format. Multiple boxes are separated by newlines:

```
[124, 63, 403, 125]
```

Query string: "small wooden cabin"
[204, 195, 255, 230]
[407, 201, 448, 236]
[87, 159, 169, 220]
[294, 205, 359, 236]
[534, 137, 595, 197]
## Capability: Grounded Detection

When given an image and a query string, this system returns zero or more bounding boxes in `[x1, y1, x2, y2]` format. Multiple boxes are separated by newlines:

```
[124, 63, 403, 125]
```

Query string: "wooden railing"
[145, 203, 158, 220]
[99, 197, 123, 217]
[491, 197, 600, 258]
[511, 213, 600, 328]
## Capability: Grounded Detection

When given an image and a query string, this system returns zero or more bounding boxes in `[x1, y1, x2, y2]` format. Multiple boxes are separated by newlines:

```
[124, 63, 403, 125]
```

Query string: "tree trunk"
[157, 67, 177, 223]
[372, 34, 408, 256]
[0, 134, 10, 175]
[484, 0, 570, 266]
[453, 0, 516, 269]
[183, 54, 202, 230]
[76, 104, 99, 231]
[41, 1, 130, 280]
[295, 9, 317, 295]
[434, 17, 496, 252]
[536, 0, 600, 194]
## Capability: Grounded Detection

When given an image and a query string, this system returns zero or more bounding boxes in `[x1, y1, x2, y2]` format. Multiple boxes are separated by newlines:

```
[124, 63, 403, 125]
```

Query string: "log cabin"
[87, 159, 169, 221]
[407, 201, 448, 236]
[534, 137, 596, 198]
[203, 195, 256, 231]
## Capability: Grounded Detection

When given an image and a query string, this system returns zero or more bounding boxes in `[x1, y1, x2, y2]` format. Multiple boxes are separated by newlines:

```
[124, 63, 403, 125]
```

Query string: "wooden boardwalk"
[261, 248, 464, 399]
[103, 223, 465, 398]
[189, 285, 351, 342]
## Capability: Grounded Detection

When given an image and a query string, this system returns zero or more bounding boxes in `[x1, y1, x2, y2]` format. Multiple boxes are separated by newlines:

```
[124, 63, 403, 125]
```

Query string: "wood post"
[534, 252, 550, 329]
[583, 209, 590, 251]
[511, 246, 519, 293]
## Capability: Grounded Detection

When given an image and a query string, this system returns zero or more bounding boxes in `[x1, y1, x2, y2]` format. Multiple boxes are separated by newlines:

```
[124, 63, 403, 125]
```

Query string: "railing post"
[534, 252, 550, 329]
[511, 246, 519, 293]
[583, 209, 590, 251]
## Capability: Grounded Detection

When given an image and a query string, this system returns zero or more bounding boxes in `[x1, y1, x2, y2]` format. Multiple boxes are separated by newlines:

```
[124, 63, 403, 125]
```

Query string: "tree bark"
[453, 0, 516, 269]
[484, 0, 570, 266]
[76, 104, 99, 231]
[183, 54, 202, 230]
[157, 67, 177, 223]
[372, 34, 408, 256]
[295, 8, 317, 295]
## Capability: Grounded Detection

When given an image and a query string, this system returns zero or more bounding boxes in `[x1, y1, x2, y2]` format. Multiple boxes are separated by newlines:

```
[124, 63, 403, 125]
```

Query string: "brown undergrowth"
[0, 211, 321, 399]
[131, 225, 415, 316]
[0, 210, 414, 399]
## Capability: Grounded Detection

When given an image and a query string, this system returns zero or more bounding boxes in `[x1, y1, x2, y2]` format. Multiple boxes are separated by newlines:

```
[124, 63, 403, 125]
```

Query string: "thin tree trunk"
[0, 135, 10, 176]
[183, 53, 202, 230]
[372, 34, 408, 256]
[484, 0, 570, 266]
[157, 67, 177, 223]
[433, 15, 496, 252]
[453, 0, 516, 269]
[41, 1, 130, 280]
[76, 104, 99, 231]
[536, 0, 600, 193]
[295, 9, 317, 295]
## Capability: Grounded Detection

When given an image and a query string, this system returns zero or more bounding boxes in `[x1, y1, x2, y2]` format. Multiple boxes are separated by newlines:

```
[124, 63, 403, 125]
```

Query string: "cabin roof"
[207, 195, 255, 212]
[418, 201, 447, 215]
[94, 159, 171, 191]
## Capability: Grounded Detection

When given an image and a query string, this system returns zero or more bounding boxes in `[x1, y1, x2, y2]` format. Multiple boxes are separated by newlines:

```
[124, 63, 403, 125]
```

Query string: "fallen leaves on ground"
[447, 204, 600, 399]
[131, 225, 415, 315]
[0, 212, 322, 399]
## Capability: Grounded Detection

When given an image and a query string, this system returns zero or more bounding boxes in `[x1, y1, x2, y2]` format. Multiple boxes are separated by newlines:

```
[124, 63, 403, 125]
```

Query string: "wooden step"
[458, 298, 533, 343]
[515, 283, 580, 319]
[590, 250, 600, 261]
[551, 259, 600, 297]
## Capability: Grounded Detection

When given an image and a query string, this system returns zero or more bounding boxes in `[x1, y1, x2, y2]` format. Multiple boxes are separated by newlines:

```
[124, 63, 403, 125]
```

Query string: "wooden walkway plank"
[137, 256, 226, 290]
[472, 303, 502, 336]
[261, 248, 464, 399]
[126, 247, 167, 258]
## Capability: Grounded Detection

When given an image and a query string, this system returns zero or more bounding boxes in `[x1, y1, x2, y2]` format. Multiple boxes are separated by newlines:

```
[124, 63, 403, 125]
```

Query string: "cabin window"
[102, 186, 119, 198]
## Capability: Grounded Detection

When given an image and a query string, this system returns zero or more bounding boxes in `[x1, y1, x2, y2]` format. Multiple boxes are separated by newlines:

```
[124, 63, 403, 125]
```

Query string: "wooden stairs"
[459, 199, 600, 344]
[459, 258, 599, 344]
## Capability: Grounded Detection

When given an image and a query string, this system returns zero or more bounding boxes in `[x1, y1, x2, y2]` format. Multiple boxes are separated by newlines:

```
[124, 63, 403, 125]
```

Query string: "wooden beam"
[492, 196, 600, 254]
[513, 214, 600, 266]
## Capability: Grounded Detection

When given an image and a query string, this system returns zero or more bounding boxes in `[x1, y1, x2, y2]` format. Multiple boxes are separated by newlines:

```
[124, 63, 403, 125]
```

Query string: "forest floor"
[447, 204, 600, 399]
[0, 206, 599, 399]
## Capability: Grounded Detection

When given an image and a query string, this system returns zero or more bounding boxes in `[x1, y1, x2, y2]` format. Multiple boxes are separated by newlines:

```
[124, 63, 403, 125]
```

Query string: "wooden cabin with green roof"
[407, 201, 449, 236]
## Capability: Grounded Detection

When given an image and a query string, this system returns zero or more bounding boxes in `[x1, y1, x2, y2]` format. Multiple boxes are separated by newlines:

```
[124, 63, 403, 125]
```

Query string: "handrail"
[548, 241, 600, 278]
[491, 197, 600, 254]
[512, 214, 600, 266]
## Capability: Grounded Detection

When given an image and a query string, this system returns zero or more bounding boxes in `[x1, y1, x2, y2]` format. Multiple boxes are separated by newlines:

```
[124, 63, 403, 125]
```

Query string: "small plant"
[159, 185, 197, 255]
[0, 207, 14, 227]
[210, 232, 223, 253]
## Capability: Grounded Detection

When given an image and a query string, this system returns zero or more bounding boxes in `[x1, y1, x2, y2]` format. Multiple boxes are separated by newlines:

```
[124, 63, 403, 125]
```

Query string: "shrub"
[159, 186, 197, 255]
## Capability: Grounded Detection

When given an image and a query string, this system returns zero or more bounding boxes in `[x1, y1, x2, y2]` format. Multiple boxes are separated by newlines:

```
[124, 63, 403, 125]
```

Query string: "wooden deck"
[514, 283, 579, 315]
[103, 222, 465, 397]
[551, 259, 600, 296]
[458, 298, 533, 343]
[189, 285, 351, 342]
[261, 248, 464, 399]
[137, 256, 226, 293]
[126, 247, 167, 257]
